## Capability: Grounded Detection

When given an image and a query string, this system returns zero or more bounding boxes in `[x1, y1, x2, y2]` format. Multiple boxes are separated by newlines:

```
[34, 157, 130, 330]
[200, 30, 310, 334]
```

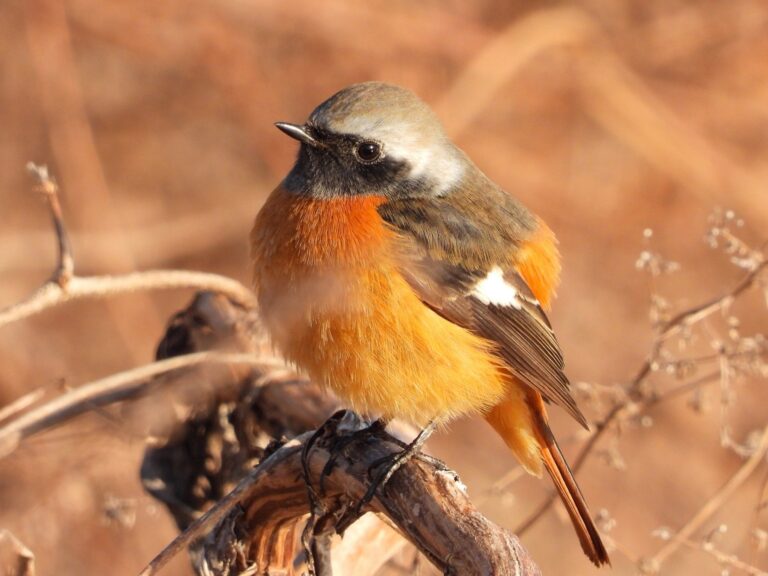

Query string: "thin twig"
[0, 352, 286, 459]
[0, 164, 256, 330]
[0, 271, 256, 327]
[433, 5, 768, 222]
[643, 370, 721, 409]
[435, 6, 592, 137]
[516, 358, 652, 534]
[658, 259, 767, 342]
[0, 388, 47, 425]
[26, 163, 74, 286]
[748, 465, 768, 568]
[679, 538, 768, 576]
[494, 370, 722, 506]
[646, 426, 768, 570]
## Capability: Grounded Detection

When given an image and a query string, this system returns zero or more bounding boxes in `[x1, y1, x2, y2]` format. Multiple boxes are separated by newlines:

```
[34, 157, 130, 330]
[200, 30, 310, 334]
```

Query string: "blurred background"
[1, 0, 767, 574]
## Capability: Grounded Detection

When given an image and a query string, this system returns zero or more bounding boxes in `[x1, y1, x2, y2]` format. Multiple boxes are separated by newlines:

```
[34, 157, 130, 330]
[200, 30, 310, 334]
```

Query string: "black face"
[283, 125, 428, 198]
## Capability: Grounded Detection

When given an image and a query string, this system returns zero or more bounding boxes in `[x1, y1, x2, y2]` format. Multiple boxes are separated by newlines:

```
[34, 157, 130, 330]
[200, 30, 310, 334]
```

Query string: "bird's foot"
[301, 409, 349, 513]
[301, 409, 369, 575]
[317, 417, 388, 494]
[337, 420, 437, 533]
[413, 451, 451, 473]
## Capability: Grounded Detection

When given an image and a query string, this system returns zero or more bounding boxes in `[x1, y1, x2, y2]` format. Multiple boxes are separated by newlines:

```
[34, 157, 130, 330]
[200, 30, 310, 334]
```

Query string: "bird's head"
[277, 82, 467, 199]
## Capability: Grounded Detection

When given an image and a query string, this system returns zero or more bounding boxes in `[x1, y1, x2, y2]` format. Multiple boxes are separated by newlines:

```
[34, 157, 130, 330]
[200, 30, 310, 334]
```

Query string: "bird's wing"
[380, 197, 587, 428]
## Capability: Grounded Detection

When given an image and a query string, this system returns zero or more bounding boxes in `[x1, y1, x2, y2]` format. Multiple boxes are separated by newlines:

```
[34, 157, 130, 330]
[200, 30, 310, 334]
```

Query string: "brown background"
[1, 0, 766, 574]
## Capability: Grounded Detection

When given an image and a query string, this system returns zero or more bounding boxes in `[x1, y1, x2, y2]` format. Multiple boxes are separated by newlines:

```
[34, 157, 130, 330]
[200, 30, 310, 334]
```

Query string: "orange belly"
[250, 187, 508, 425]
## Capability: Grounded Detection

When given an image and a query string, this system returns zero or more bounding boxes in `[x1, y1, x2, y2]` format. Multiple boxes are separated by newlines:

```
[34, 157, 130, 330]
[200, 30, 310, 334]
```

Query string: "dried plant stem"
[0, 388, 47, 425]
[0, 164, 255, 330]
[435, 6, 768, 223]
[659, 259, 767, 342]
[679, 538, 768, 576]
[645, 370, 721, 407]
[0, 352, 282, 459]
[0, 271, 256, 328]
[25, 164, 75, 286]
[646, 426, 768, 570]
[436, 7, 592, 136]
[516, 359, 652, 534]
[747, 466, 768, 568]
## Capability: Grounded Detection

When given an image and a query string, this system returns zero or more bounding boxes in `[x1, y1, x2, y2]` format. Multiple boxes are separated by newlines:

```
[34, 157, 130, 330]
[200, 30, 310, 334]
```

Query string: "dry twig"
[679, 537, 768, 576]
[643, 426, 768, 572]
[0, 349, 280, 459]
[0, 388, 47, 426]
[0, 164, 255, 330]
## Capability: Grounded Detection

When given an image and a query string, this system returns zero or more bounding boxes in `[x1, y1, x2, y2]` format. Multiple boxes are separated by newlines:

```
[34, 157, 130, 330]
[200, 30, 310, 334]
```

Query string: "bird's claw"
[336, 420, 438, 533]
[318, 417, 387, 494]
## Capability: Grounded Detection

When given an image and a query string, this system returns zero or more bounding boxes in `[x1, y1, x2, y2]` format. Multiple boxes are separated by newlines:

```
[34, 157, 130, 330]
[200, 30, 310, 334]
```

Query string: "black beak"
[275, 122, 319, 147]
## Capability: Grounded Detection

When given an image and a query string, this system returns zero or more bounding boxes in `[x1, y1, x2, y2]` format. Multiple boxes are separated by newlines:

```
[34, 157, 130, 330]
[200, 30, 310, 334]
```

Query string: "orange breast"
[250, 186, 508, 425]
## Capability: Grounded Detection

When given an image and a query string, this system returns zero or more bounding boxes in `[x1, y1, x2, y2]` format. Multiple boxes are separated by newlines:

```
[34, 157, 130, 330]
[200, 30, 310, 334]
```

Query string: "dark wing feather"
[382, 198, 587, 428]
[441, 270, 587, 428]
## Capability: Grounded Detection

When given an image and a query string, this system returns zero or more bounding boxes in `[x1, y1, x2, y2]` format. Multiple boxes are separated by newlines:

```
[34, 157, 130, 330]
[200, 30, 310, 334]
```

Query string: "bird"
[250, 81, 610, 566]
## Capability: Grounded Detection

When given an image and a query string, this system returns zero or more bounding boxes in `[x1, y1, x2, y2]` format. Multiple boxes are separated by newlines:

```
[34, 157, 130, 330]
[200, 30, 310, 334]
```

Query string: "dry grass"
[0, 1, 767, 574]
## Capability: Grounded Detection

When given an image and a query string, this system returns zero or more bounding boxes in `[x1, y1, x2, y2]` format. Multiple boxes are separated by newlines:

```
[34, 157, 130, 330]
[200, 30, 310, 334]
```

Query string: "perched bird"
[250, 81, 609, 566]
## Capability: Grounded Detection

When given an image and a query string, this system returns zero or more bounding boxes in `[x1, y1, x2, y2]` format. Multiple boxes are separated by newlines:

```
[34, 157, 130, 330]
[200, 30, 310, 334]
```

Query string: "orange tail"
[538, 426, 610, 566]
[486, 393, 610, 566]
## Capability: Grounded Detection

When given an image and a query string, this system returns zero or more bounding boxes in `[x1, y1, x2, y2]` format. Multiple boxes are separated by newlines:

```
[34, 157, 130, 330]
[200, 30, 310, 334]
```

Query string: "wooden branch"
[137, 292, 541, 576]
[678, 537, 768, 576]
[0, 271, 257, 327]
[658, 259, 767, 341]
[142, 414, 540, 576]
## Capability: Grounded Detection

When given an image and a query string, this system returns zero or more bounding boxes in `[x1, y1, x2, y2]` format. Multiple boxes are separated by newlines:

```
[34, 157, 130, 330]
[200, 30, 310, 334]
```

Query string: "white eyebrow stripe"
[471, 267, 523, 309]
[330, 115, 464, 194]
[383, 141, 464, 195]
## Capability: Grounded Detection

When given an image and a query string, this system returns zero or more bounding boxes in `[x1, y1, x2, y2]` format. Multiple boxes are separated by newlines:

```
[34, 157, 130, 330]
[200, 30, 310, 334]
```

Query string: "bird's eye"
[355, 141, 382, 163]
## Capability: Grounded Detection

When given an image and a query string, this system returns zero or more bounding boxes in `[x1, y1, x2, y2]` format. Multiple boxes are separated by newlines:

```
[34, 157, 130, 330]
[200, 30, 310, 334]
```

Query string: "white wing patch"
[391, 141, 465, 195]
[472, 267, 523, 309]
